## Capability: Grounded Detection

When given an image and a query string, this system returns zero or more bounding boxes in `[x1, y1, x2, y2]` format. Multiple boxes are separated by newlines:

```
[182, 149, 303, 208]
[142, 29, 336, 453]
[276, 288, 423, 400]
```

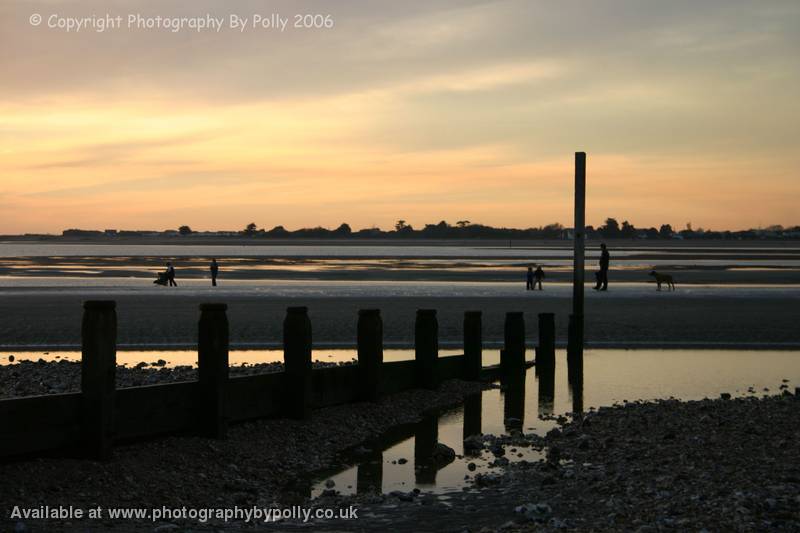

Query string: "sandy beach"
[0, 289, 798, 350]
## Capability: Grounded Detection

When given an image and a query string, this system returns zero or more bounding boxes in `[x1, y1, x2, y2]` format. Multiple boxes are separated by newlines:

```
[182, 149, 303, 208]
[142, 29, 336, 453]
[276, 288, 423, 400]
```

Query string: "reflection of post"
[569, 151, 586, 382]
[569, 369, 584, 414]
[537, 366, 555, 417]
[502, 373, 526, 431]
[414, 414, 439, 485]
[462, 393, 482, 439]
[356, 451, 383, 494]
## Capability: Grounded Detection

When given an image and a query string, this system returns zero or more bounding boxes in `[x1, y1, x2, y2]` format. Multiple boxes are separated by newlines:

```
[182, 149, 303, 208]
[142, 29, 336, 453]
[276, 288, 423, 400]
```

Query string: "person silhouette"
[210, 258, 219, 287]
[166, 262, 177, 287]
[526, 266, 534, 290]
[533, 265, 545, 290]
[594, 243, 610, 291]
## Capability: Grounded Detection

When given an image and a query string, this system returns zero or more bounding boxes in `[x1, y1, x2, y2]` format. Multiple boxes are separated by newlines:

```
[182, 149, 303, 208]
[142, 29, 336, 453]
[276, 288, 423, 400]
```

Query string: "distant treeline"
[59, 218, 800, 240]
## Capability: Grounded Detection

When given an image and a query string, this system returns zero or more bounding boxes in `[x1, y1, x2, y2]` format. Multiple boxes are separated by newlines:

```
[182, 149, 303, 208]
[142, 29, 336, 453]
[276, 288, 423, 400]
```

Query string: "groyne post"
[415, 309, 439, 389]
[501, 312, 525, 375]
[463, 311, 482, 381]
[198, 303, 229, 438]
[284, 306, 313, 419]
[81, 300, 117, 460]
[536, 312, 556, 374]
[357, 309, 383, 402]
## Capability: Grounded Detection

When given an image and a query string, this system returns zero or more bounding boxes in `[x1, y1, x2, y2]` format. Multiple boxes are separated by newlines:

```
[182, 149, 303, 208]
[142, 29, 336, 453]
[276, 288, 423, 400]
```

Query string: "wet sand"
[0, 290, 798, 349]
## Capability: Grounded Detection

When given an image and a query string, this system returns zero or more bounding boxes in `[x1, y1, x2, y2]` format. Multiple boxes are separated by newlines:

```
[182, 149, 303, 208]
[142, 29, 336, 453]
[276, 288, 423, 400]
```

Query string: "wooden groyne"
[0, 301, 552, 460]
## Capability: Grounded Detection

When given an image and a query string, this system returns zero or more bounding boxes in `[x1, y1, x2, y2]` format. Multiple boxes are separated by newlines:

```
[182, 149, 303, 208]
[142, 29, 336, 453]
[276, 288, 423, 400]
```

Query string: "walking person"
[533, 265, 545, 290]
[210, 258, 219, 287]
[166, 262, 177, 287]
[526, 266, 534, 290]
[594, 243, 610, 291]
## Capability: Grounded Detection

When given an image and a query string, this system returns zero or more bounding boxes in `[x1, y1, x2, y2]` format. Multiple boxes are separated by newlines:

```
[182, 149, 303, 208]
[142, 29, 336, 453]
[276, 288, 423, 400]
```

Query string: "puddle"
[304, 350, 800, 498]
[3, 347, 798, 496]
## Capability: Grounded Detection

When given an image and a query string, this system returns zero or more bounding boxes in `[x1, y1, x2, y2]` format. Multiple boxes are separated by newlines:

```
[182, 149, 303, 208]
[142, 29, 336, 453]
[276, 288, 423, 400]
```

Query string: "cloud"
[0, 0, 799, 233]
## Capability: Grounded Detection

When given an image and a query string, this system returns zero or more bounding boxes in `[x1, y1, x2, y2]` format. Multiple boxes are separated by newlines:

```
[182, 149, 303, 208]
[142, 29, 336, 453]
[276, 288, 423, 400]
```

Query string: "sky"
[1, 0, 799, 234]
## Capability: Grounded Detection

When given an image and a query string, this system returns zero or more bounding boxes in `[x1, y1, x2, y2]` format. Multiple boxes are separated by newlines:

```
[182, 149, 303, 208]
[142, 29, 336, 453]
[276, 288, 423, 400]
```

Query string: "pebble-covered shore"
[3, 358, 799, 532]
[0, 358, 345, 398]
[298, 393, 800, 532]
[0, 378, 490, 532]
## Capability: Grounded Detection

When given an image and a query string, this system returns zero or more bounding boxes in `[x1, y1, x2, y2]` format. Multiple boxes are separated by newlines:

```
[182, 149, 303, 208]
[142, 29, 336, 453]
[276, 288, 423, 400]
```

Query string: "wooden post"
[415, 309, 439, 389]
[357, 309, 383, 402]
[463, 311, 482, 381]
[284, 306, 312, 419]
[81, 300, 116, 460]
[536, 312, 556, 374]
[570, 151, 586, 378]
[198, 303, 229, 438]
[501, 312, 525, 375]
[567, 314, 584, 384]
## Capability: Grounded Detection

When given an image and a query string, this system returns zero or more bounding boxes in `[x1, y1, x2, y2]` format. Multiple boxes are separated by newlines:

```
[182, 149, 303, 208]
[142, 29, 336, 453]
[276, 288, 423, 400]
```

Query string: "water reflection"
[569, 371, 584, 414]
[502, 373, 526, 431]
[537, 367, 555, 417]
[356, 451, 383, 494]
[310, 350, 800, 498]
[414, 414, 440, 485]
[462, 393, 481, 439]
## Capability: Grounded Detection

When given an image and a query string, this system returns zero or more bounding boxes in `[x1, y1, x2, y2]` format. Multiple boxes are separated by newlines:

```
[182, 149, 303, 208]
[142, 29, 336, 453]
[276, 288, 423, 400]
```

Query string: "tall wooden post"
[357, 309, 383, 402]
[569, 152, 586, 379]
[415, 309, 439, 389]
[284, 306, 313, 419]
[198, 303, 229, 438]
[81, 300, 117, 460]
[463, 311, 482, 380]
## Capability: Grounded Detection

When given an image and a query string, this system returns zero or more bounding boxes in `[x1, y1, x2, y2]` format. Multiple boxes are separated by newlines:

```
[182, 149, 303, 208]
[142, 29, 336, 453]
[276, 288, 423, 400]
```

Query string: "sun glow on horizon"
[1, 0, 799, 234]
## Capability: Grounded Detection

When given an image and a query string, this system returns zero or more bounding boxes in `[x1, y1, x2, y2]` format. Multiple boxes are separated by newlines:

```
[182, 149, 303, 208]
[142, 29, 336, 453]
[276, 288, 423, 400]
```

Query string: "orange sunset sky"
[1, 0, 799, 234]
